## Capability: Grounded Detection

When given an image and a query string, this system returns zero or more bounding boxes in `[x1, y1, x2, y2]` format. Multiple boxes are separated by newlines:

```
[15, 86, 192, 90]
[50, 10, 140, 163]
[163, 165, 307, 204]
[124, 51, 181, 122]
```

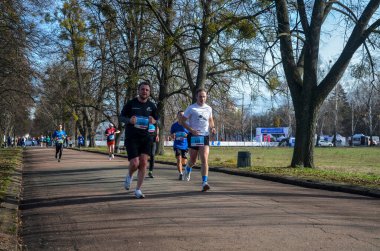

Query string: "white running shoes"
[184, 171, 191, 181]
[124, 175, 133, 190]
[135, 189, 145, 199]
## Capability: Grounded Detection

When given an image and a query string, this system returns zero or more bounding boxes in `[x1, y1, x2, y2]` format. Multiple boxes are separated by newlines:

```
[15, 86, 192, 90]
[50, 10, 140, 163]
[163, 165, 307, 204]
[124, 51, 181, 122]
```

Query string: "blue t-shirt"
[170, 122, 188, 150]
[78, 136, 84, 145]
[53, 130, 67, 144]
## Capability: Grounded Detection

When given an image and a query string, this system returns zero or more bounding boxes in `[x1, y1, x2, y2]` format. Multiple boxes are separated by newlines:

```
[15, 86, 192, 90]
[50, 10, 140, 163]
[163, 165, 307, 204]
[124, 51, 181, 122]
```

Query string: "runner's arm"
[180, 114, 198, 135]
[149, 104, 159, 125]
[209, 116, 216, 134]
[119, 102, 135, 124]
[156, 127, 160, 142]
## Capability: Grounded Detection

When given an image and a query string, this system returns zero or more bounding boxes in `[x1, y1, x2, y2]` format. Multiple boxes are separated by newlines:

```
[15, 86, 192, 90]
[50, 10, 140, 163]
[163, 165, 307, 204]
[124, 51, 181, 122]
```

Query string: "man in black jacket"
[119, 81, 159, 198]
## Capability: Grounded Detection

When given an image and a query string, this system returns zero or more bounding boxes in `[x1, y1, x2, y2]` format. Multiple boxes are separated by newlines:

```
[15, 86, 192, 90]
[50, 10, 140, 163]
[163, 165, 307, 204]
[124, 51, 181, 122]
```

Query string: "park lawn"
[83, 146, 380, 189]
[0, 148, 23, 251]
[0, 148, 23, 198]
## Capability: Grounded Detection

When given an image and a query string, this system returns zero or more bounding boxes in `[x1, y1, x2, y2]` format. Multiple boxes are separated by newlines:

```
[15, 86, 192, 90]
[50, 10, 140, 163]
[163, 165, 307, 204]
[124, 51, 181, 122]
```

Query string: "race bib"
[134, 116, 149, 129]
[108, 134, 115, 141]
[190, 136, 204, 146]
[148, 124, 155, 133]
[57, 139, 64, 144]
[175, 132, 187, 141]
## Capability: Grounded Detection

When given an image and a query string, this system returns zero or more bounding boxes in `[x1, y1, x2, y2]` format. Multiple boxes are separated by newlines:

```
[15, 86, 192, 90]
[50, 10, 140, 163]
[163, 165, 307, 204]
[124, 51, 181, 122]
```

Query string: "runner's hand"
[130, 116, 136, 124]
[149, 116, 156, 124]
[191, 129, 199, 135]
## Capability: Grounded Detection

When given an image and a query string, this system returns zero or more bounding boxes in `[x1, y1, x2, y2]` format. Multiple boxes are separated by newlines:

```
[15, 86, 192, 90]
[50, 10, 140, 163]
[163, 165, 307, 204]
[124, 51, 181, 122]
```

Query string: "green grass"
[0, 148, 23, 249]
[76, 146, 380, 189]
[0, 148, 23, 198]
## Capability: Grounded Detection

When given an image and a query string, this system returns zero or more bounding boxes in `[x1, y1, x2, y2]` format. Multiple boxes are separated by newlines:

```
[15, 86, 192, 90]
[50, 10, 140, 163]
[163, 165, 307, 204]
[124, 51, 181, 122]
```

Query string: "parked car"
[317, 139, 333, 147]
[371, 136, 379, 146]
[278, 137, 295, 147]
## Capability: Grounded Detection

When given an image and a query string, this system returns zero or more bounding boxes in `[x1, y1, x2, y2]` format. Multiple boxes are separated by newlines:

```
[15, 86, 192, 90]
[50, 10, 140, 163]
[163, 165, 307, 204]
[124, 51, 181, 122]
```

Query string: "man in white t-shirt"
[181, 88, 216, 191]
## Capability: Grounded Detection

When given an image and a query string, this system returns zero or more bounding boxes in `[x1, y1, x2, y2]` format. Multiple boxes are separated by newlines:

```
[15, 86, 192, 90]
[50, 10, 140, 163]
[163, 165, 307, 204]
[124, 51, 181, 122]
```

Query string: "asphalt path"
[20, 148, 380, 250]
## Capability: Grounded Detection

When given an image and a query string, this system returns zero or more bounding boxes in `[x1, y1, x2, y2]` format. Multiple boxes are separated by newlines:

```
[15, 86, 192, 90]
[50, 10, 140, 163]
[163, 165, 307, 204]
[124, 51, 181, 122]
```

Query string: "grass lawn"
[0, 148, 23, 198]
[86, 146, 380, 189]
[0, 148, 23, 250]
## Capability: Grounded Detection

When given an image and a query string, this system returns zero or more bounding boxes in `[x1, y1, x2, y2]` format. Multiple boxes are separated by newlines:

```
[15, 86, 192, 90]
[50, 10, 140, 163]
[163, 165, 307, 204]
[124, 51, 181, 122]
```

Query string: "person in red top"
[105, 123, 120, 160]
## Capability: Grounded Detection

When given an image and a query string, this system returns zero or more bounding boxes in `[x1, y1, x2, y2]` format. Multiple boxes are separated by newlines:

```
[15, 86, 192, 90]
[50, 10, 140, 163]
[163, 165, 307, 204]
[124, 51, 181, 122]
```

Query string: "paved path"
[21, 148, 380, 251]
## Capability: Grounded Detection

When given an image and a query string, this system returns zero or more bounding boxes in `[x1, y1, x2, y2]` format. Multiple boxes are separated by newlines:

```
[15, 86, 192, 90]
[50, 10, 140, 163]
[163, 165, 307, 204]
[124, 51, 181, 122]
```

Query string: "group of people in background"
[3, 134, 69, 148]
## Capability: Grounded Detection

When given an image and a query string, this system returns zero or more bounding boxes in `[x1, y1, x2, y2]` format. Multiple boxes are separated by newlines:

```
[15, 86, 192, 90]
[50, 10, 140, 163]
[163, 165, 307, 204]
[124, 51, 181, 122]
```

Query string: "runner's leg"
[136, 154, 148, 189]
[55, 144, 59, 158]
[199, 146, 210, 191]
[107, 144, 111, 157]
[199, 146, 209, 177]
[176, 155, 182, 173]
[128, 157, 139, 177]
[149, 142, 156, 172]
[184, 148, 197, 180]
[59, 143, 63, 159]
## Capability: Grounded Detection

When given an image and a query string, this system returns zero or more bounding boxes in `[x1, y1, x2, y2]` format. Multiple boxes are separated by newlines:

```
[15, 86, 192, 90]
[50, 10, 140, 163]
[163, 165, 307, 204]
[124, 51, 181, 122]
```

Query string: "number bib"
[57, 139, 64, 144]
[135, 116, 149, 130]
[148, 124, 155, 133]
[108, 134, 115, 141]
[175, 132, 187, 141]
[190, 135, 205, 147]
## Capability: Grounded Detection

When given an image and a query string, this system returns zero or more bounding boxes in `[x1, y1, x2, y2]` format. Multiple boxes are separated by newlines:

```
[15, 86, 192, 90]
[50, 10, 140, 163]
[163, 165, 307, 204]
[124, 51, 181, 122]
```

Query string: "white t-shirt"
[183, 103, 212, 136]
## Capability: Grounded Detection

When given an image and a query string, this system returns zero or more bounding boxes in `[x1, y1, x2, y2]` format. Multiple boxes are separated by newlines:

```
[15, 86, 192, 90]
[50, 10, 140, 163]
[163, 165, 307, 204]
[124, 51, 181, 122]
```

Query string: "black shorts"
[126, 135, 151, 160]
[187, 134, 210, 150]
[174, 148, 188, 158]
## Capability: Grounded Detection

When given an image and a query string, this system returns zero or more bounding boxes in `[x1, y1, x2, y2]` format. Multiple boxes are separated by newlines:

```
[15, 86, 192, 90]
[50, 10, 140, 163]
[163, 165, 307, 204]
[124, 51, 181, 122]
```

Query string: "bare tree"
[274, 0, 380, 167]
[0, 0, 37, 143]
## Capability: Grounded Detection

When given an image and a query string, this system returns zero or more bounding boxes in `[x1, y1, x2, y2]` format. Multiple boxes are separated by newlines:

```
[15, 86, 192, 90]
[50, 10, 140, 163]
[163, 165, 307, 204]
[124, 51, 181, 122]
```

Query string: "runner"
[105, 123, 120, 160]
[120, 81, 159, 198]
[46, 136, 51, 147]
[148, 123, 159, 178]
[52, 124, 67, 162]
[78, 134, 84, 148]
[170, 111, 189, 180]
[181, 88, 216, 191]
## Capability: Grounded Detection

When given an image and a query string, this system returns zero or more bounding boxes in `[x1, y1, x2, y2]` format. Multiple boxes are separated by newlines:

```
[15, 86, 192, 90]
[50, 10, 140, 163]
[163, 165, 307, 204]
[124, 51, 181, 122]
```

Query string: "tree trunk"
[156, 51, 170, 155]
[292, 100, 318, 168]
[156, 101, 165, 155]
[192, 0, 212, 102]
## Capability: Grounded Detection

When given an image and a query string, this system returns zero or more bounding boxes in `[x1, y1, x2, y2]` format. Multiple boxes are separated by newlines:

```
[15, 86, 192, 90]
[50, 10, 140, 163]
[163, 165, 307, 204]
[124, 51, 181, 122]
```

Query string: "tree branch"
[296, 0, 309, 34]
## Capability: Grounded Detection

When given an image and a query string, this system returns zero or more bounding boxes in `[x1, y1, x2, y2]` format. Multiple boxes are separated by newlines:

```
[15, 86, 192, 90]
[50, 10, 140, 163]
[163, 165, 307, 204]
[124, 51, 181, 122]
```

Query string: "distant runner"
[105, 123, 120, 160]
[53, 124, 67, 162]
